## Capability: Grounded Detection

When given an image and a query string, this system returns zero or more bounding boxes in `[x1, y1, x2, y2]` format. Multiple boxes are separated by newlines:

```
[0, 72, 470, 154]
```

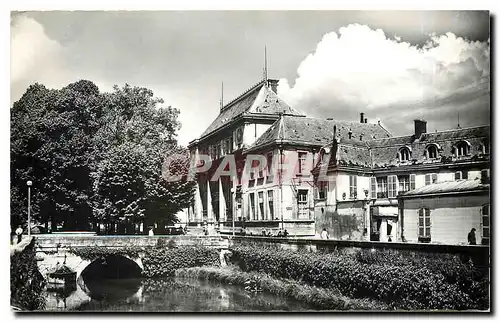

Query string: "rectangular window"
[258, 191, 265, 220]
[482, 204, 490, 245]
[377, 177, 388, 198]
[297, 189, 308, 218]
[267, 190, 274, 220]
[462, 170, 468, 180]
[317, 181, 328, 199]
[388, 175, 397, 198]
[266, 152, 273, 177]
[418, 208, 431, 242]
[249, 193, 256, 220]
[298, 151, 308, 175]
[228, 137, 233, 154]
[425, 173, 438, 185]
[398, 175, 410, 194]
[349, 175, 357, 199]
[410, 174, 416, 190]
[370, 177, 377, 199]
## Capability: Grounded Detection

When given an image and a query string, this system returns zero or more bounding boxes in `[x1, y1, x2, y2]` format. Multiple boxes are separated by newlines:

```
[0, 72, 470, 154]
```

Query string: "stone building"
[398, 179, 490, 245]
[187, 79, 390, 236]
[312, 119, 490, 243]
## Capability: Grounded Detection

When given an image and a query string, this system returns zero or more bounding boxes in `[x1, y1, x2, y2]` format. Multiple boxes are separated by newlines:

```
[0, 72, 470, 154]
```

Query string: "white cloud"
[278, 24, 490, 131]
[10, 15, 67, 102]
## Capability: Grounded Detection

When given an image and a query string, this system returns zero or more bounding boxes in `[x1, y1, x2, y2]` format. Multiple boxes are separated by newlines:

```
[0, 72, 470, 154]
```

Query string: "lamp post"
[27, 180, 32, 236]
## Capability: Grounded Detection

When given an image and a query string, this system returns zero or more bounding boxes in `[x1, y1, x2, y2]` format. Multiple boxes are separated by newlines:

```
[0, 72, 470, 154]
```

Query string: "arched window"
[398, 147, 411, 162]
[425, 144, 439, 159]
[454, 141, 470, 157]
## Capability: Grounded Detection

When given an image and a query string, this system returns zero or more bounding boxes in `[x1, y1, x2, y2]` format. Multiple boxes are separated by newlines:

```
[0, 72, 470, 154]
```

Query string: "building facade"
[187, 79, 490, 242]
[187, 79, 391, 236]
[312, 119, 490, 243]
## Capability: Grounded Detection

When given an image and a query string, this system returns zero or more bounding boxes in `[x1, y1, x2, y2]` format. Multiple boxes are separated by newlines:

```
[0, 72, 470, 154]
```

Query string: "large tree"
[11, 80, 102, 231]
[11, 81, 193, 233]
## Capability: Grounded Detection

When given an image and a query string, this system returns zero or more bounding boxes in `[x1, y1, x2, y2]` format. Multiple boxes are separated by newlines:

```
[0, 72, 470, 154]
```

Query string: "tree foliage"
[10, 80, 194, 232]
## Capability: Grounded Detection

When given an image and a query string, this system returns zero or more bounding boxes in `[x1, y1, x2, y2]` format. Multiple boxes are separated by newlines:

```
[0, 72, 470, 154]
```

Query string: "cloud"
[278, 24, 490, 133]
[10, 14, 67, 102]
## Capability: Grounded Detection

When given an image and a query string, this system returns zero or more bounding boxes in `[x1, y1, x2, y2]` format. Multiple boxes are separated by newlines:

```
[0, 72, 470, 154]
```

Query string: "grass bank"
[175, 266, 390, 311]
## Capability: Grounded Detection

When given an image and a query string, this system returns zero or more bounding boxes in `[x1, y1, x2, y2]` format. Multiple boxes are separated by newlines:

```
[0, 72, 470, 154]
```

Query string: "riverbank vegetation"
[10, 239, 46, 310]
[142, 247, 220, 277]
[175, 266, 389, 311]
[229, 243, 489, 310]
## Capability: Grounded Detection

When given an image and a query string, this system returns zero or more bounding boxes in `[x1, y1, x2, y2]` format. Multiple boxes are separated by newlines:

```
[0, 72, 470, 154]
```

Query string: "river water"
[42, 276, 315, 312]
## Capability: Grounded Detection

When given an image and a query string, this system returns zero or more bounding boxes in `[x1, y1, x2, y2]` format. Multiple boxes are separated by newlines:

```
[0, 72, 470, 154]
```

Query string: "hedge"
[230, 243, 489, 310]
[142, 246, 220, 277]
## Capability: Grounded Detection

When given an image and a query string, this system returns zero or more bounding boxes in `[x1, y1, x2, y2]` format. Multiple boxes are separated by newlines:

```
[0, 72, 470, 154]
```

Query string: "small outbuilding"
[398, 178, 490, 245]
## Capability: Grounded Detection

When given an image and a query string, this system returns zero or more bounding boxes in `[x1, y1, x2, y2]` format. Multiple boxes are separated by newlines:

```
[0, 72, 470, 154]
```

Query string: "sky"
[10, 10, 490, 146]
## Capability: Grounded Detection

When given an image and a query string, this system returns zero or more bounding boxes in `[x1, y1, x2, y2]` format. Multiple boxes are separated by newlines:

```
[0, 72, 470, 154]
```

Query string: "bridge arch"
[80, 254, 143, 280]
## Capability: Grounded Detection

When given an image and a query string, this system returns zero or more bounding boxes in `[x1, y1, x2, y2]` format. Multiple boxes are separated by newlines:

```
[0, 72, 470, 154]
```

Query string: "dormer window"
[425, 144, 439, 159]
[398, 147, 411, 162]
[454, 141, 470, 157]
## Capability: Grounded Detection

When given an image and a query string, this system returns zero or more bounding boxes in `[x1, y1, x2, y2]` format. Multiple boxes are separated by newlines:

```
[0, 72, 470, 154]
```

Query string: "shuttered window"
[349, 175, 357, 199]
[370, 177, 377, 199]
[481, 204, 490, 245]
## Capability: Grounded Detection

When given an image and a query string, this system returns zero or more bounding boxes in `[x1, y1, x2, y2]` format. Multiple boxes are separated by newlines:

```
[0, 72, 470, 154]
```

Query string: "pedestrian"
[321, 228, 329, 240]
[148, 227, 154, 236]
[277, 230, 283, 237]
[283, 229, 289, 238]
[15, 225, 23, 244]
[468, 228, 477, 245]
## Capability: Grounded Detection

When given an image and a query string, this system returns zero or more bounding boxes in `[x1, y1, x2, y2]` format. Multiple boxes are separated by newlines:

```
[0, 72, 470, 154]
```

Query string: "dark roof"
[368, 125, 490, 168]
[200, 80, 302, 138]
[419, 125, 490, 142]
[337, 144, 372, 168]
[249, 115, 391, 150]
[368, 135, 414, 148]
[400, 179, 489, 197]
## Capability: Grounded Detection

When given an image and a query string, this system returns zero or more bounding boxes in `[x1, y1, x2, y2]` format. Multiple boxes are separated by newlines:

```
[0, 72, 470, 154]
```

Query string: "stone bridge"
[35, 234, 229, 280]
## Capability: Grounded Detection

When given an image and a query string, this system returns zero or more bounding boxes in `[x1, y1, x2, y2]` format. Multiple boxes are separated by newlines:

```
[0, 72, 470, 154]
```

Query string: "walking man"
[321, 228, 330, 240]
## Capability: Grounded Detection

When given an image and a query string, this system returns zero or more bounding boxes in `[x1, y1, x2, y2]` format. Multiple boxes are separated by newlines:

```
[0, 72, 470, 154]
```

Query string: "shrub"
[11, 239, 46, 310]
[175, 266, 389, 311]
[230, 244, 489, 310]
[142, 246, 220, 277]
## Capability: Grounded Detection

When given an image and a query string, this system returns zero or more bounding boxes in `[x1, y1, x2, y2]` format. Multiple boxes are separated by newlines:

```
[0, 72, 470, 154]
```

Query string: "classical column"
[193, 182, 203, 224]
[206, 180, 213, 225]
[219, 178, 226, 226]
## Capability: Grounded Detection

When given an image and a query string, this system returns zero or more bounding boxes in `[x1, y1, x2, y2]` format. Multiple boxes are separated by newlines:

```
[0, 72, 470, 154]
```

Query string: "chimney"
[414, 119, 427, 138]
[360, 113, 364, 123]
[267, 79, 279, 94]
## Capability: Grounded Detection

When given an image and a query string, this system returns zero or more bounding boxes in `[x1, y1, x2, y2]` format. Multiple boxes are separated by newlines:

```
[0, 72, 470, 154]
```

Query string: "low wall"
[226, 236, 490, 267]
[35, 235, 229, 251]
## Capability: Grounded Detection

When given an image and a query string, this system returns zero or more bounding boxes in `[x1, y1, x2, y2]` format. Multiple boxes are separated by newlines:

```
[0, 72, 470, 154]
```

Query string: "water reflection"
[42, 276, 313, 312]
